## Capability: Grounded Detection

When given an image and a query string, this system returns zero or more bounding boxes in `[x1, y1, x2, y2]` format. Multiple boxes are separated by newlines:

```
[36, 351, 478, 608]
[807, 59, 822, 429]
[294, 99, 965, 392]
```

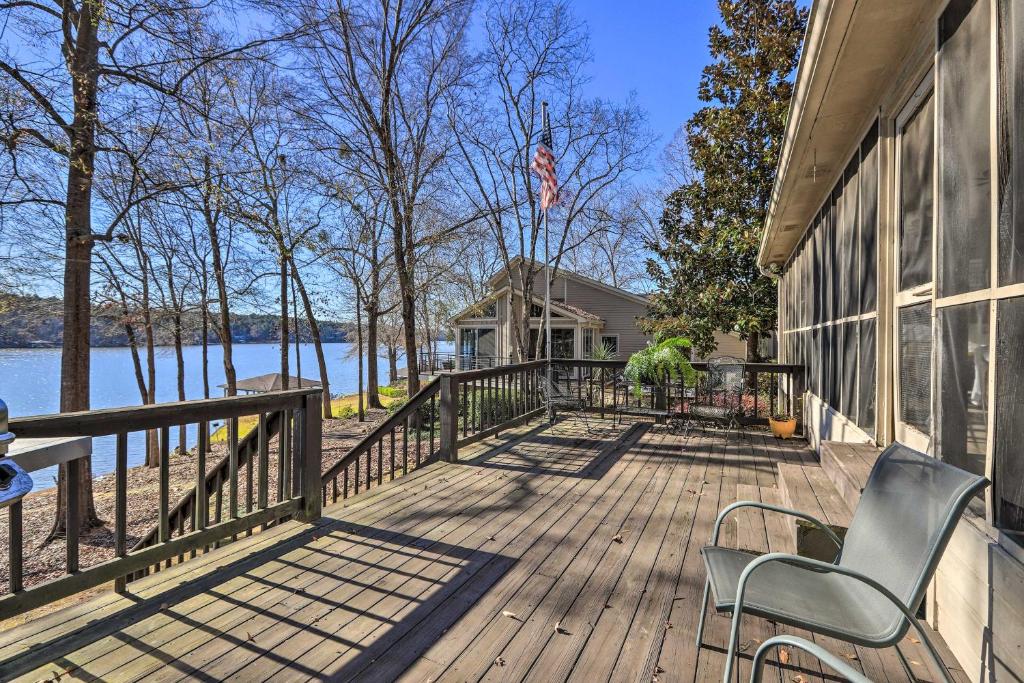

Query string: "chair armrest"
[751, 634, 870, 683]
[711, 501, 844, 555]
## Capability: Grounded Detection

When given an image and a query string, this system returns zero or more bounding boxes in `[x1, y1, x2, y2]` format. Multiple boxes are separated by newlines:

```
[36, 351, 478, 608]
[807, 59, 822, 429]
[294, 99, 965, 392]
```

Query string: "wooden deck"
[0, 419, 969, 682]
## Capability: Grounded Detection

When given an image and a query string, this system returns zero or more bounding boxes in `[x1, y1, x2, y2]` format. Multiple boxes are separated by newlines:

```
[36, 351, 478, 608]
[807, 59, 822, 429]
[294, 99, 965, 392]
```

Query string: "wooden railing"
[2, 388, 322, 621]
[321, 377, 442, 504]
[523, 359, 804, 425]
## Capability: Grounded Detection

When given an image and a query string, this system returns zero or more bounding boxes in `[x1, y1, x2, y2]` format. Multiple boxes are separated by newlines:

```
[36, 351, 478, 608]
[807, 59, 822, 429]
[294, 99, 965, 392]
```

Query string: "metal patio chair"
[683, 356, 746, 435]
[697, 442, 989, 683]
[539, 370, 593, 432]
[751, 634, 870, 683]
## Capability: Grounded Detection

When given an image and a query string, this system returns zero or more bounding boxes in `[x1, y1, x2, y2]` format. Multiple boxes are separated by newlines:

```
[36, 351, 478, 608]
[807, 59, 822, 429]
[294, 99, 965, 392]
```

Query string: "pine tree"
[645, 0, 807, 359]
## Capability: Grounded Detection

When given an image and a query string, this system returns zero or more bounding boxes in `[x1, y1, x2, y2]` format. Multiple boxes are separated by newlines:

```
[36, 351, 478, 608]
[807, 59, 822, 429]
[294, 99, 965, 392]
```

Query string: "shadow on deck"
[0, 419, 968, 682]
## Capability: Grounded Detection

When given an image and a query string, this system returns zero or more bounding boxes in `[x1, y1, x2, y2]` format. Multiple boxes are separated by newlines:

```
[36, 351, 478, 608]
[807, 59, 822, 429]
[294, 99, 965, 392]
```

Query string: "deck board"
[2, 419, 970, 683]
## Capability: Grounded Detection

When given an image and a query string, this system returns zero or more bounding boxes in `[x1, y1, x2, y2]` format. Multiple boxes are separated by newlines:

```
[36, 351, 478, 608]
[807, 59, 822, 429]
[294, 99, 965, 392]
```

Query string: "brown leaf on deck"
[778, 648, 790, 664]
[501, 610, 518, 620]
[612, 533, 623, 543]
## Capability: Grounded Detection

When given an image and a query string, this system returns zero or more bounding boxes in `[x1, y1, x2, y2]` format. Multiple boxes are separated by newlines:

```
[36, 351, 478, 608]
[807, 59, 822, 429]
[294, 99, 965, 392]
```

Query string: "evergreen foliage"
[644, 0, 807, 359]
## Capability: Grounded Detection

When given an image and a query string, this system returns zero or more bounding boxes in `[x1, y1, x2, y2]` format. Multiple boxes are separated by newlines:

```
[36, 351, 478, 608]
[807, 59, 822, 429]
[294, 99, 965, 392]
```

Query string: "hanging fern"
[623, 337, 697, 397]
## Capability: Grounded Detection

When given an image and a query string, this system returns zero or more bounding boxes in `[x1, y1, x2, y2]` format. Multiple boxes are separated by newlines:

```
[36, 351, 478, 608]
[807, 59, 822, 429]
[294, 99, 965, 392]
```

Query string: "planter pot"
[769, 417, 797, 439]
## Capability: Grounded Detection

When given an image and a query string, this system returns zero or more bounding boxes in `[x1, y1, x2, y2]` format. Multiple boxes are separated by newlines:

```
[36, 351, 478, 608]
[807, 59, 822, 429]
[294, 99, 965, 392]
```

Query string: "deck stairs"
[772, 439, 882, 561]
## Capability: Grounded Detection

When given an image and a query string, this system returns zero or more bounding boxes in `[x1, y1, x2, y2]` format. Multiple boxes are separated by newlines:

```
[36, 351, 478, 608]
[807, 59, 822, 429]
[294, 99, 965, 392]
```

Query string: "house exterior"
[761, 0, 1023, 678]
[449, 258, 748, 367]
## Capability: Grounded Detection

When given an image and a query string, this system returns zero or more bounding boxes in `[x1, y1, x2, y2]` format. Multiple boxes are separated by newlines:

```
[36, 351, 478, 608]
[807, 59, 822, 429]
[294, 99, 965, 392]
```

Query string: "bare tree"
[450, 0, 653, 361]
[284, 0, 473, 395]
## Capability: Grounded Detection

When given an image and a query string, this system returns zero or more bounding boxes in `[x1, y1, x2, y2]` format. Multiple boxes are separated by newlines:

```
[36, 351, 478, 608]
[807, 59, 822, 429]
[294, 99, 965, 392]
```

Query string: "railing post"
[299, 392, 323, 522]
[439, 374, 459, 463]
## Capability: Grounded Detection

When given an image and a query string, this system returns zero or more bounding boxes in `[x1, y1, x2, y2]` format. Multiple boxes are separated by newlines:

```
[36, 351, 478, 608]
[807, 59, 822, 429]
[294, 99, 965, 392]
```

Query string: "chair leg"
[910, 619, 957, 683]
[696, 579, 710, 647]
[894, 644, 916, 682]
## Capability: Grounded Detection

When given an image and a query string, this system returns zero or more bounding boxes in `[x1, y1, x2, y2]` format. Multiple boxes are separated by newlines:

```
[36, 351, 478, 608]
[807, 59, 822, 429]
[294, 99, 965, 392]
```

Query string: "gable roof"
[219, 373, 322, 393]
[485, 256, 650, 308]
[449, 285, 603, 325]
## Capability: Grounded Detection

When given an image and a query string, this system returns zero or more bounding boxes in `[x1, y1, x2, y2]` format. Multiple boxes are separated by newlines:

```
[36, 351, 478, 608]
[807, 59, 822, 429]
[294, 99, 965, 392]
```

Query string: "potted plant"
[769, 412, 797, 439]
[623, 337, 697, 408]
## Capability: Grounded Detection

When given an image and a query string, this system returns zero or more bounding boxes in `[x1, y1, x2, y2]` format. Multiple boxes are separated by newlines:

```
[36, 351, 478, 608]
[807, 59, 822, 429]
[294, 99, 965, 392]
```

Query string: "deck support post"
[439, 374, 459, 463]
[298, 391, 322, 522]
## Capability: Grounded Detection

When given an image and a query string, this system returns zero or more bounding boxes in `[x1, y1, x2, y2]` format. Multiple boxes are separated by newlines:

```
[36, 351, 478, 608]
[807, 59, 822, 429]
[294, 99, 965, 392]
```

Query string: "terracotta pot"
[769, 417, 797, 439]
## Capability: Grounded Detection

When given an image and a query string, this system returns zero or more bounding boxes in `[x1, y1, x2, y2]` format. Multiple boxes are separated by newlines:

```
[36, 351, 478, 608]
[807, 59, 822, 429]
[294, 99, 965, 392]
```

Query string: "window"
[999, 0, 1024, 284]
[900, 94, 935, 290]
[600, 335, 619, 357]
[937, 0, 991, 298]
[529, 328, 574, 359]
[777, 120, 879, 436]
[582, 329, 594, 357]
[460, 328, 496, 358]
[530, 303, 562, 318]
[935, 303, 990, 506]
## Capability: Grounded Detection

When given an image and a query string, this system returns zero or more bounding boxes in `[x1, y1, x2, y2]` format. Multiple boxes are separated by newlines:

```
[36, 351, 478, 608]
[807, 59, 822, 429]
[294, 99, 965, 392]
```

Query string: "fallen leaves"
[612, 533, 623, 543]
[554, 620, 570, 635]
[791, 675, 807, 683]
[778, 648, 790, 665]
[494, 656, 506, 667]
[501, 610, 518, 620]
[246, 631, 256, 643]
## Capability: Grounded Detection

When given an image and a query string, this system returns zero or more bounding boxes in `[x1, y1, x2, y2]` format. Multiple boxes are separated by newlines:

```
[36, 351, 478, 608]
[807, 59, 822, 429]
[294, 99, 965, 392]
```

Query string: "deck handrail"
[321, 377, 442, 503]
[0, 389, 322, 621]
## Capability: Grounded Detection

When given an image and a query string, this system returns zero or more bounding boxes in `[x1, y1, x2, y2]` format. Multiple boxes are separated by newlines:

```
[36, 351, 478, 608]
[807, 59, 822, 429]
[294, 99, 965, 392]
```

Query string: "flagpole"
[542, 101, 553, 423]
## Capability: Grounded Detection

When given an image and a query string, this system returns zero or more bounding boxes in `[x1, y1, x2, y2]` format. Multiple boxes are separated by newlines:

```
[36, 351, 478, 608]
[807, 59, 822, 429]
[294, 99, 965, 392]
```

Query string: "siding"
[561, 277, 650, 358]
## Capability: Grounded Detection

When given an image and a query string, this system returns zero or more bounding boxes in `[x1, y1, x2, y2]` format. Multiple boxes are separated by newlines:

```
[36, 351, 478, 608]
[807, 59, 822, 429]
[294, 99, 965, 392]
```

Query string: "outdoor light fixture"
[0, 398, 32, 508]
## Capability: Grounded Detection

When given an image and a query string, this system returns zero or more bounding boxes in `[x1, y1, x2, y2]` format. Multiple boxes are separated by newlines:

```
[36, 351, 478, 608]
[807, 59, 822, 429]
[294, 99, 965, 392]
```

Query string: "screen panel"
[860, 123, 879, 313]
[900, 93, 935, 291]
[858, 318, 877, 437]
[998, 0, 1024, 284]
[937, 0, 991, 298]
[936, 301, 989, 515]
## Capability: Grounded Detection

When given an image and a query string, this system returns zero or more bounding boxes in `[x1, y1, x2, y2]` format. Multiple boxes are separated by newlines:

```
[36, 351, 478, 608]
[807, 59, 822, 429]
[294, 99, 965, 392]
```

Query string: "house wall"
[561, 277, 649, 357]
[774, 1, 1024, 679]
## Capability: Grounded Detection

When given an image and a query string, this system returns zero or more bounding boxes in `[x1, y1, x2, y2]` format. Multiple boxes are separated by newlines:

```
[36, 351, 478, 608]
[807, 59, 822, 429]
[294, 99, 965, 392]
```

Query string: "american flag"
[531, 106, 558, 210]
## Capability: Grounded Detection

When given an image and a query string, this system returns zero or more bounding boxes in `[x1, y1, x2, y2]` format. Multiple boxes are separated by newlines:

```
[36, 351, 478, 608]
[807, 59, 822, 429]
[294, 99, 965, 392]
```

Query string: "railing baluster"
[403, 414, 409, 469]
[429, 395, 436, 460]
[281, 409, 291, 501]
[227, 417, 238, 520]
[390, 430, 396, 480]
[258, 412, 269, 511]
[343, 465, 349, 499]
[461, 382, 469, 437]
[415, 412, 422, 462]
[9, 501, 22, 593]
[354, 455, 360, 494]
[114, 432, 128, 591]
[365, 448, 371, 491]
[377, 438, 383, 486]
[159, 425, 171, 568]
[66, 457, 79, 574]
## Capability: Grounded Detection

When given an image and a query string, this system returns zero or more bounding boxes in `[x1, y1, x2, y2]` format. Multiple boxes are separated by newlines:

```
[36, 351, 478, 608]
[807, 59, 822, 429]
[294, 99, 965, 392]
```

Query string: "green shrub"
[379, 385, 406, 398]
[623, 336, 697, 397]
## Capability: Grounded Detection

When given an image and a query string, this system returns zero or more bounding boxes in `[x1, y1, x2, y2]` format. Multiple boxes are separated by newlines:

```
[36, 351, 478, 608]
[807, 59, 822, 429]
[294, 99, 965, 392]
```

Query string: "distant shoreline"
[0, 340, 361, 351]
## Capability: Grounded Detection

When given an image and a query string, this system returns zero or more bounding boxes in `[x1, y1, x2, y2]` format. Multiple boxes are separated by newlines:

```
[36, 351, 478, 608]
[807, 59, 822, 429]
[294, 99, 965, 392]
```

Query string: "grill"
[0, 398, 31, 508]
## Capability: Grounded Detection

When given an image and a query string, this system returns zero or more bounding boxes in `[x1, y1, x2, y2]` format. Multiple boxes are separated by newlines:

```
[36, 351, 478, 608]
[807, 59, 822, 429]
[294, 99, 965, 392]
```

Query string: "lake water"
[0, 342, 451, 491]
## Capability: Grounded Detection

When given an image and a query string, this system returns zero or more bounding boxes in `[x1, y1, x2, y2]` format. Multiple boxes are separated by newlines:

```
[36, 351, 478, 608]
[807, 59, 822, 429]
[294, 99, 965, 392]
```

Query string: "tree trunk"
[391, 213, 419, 395]
[205, 158, 235, 396]
[140, 257, 159, 468]
[173, 312, 187, 453]
[388, 347, 398, 385]
[365, 305, 382, 409]
[354, 279, 364, 422]
[50, 13, 102, 541]
[201, 293, 210, 399]
[290, 260, 332, 418]
[746, 331, 761, 363]
[279, 255, 289, 390]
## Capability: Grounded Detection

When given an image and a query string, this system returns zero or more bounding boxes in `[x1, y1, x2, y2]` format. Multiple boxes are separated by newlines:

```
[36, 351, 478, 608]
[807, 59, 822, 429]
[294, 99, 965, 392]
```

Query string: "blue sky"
[573, 1, 724, 173]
